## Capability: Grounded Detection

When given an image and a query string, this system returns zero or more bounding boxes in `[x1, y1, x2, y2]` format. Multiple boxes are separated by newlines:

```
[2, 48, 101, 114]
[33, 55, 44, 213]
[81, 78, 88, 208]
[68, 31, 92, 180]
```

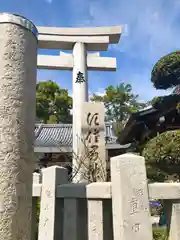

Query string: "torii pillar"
[72, 43, 88, 181]
[37, 26, 122, 182]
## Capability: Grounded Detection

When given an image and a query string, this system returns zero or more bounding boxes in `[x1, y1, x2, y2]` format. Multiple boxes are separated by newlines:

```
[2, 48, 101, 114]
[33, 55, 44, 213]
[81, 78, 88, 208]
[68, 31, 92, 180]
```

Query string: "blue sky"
[1, 0, 180, 101]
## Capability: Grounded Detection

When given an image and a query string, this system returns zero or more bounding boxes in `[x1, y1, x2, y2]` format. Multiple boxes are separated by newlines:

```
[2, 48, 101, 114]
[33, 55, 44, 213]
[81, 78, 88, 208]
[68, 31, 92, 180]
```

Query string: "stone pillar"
[111, 154, 152, 240]
[72, 42, 88, 182]
[80, 102, 106, 182]
[0, 13, 38, 240]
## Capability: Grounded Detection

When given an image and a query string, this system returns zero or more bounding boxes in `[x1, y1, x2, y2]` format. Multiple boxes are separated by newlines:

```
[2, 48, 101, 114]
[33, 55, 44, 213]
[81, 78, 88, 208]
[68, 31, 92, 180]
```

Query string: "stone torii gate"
[37, 26, 122, 181]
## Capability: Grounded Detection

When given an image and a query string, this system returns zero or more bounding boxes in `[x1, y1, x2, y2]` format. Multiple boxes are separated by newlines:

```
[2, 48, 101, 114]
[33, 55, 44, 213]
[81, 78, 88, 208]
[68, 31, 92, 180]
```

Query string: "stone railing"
[32, 154, 180, 240]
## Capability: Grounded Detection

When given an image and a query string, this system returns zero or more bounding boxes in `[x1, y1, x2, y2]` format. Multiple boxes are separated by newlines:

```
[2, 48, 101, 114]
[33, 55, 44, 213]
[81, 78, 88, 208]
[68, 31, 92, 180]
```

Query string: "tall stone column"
[72, 42, 88, 182]
[0, 13, 38, 240]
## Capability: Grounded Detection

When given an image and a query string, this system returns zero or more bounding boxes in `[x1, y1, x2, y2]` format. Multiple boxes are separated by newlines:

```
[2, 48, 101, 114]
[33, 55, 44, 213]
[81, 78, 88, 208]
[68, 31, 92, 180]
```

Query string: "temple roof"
[118, 105, 180, 145]
[118, 86, 180, 145]
[34, 123, 129, 152]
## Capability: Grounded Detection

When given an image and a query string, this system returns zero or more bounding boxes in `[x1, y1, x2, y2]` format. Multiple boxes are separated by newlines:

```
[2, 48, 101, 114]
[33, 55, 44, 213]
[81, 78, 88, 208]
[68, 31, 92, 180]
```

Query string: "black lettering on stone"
[85, 129, 100, 144]
[87, 113, 99, 126]
[88, 145, 99, 161]
[132, 223, 140, 232]
[75, 71, 85, 83]
[130, 198, 138, 215]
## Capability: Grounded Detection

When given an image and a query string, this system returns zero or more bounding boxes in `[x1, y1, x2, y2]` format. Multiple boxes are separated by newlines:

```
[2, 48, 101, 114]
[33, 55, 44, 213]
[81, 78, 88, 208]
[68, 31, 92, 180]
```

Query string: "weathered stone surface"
[88, 200, 103, 240]
[164, 199, 180, 240]
[38, 166, 68, 240]
[0, 22, 37, 240]
[111, 154, 152, 240]
[76, 102, 106, 182]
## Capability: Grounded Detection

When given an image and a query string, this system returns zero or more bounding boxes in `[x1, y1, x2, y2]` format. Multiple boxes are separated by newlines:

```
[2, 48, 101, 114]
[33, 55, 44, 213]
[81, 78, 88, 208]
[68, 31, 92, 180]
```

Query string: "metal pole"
[0, 13, 38, 240]
[72, 42, 88, 182]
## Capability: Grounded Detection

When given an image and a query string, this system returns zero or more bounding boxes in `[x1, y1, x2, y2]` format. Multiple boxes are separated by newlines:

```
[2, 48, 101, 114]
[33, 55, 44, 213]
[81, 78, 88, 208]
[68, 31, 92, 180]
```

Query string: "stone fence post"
[38, 166, 68, 240]
[110, 153, 152, 240]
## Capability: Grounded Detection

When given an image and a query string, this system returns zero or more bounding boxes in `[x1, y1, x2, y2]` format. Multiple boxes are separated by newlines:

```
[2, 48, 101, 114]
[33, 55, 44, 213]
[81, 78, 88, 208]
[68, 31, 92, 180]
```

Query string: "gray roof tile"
[34, 123, 117, 148]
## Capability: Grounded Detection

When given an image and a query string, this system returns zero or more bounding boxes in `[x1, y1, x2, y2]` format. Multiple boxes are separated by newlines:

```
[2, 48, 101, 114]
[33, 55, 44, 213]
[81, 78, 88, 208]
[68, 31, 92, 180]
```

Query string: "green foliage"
[36, 80, 72, 123]
[151, 96, 162, 106]
[47, 115, 58, 124]
[145, 51, 180, 183]
[151, 94, 180, 110]
[91, 83, 147, 136]
[153, 227, 167, 240]
[142, 130, 180, 182]
[91, 83, 146, 122]
[112, 121, 124, 138]
[151, 51, 180, 89]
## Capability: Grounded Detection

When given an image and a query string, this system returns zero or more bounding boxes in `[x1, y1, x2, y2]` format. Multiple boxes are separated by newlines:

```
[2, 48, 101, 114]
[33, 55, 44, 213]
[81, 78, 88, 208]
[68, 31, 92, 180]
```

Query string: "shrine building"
[34, 122, 129, 169]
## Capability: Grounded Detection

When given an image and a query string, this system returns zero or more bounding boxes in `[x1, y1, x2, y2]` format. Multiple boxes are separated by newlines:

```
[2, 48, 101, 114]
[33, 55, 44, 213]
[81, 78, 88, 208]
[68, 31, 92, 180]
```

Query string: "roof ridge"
[35, 122, 113, 128]
[35, 123, 72, 127]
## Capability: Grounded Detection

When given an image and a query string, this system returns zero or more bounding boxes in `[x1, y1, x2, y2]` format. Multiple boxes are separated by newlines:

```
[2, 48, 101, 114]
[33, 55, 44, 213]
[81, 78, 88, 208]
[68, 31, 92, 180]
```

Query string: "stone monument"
[0, 13, 38, 240]
[37, 26, 122, 182]
[79, 102, 106, 182]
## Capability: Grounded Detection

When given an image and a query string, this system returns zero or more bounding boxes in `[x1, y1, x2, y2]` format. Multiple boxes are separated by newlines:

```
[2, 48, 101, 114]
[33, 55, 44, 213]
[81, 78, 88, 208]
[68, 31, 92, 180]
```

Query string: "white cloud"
[44, 0, 53, 3]
[86, 0, 180, 58]
[89, 88, 105, 101]
[92, 88, 105, 97]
